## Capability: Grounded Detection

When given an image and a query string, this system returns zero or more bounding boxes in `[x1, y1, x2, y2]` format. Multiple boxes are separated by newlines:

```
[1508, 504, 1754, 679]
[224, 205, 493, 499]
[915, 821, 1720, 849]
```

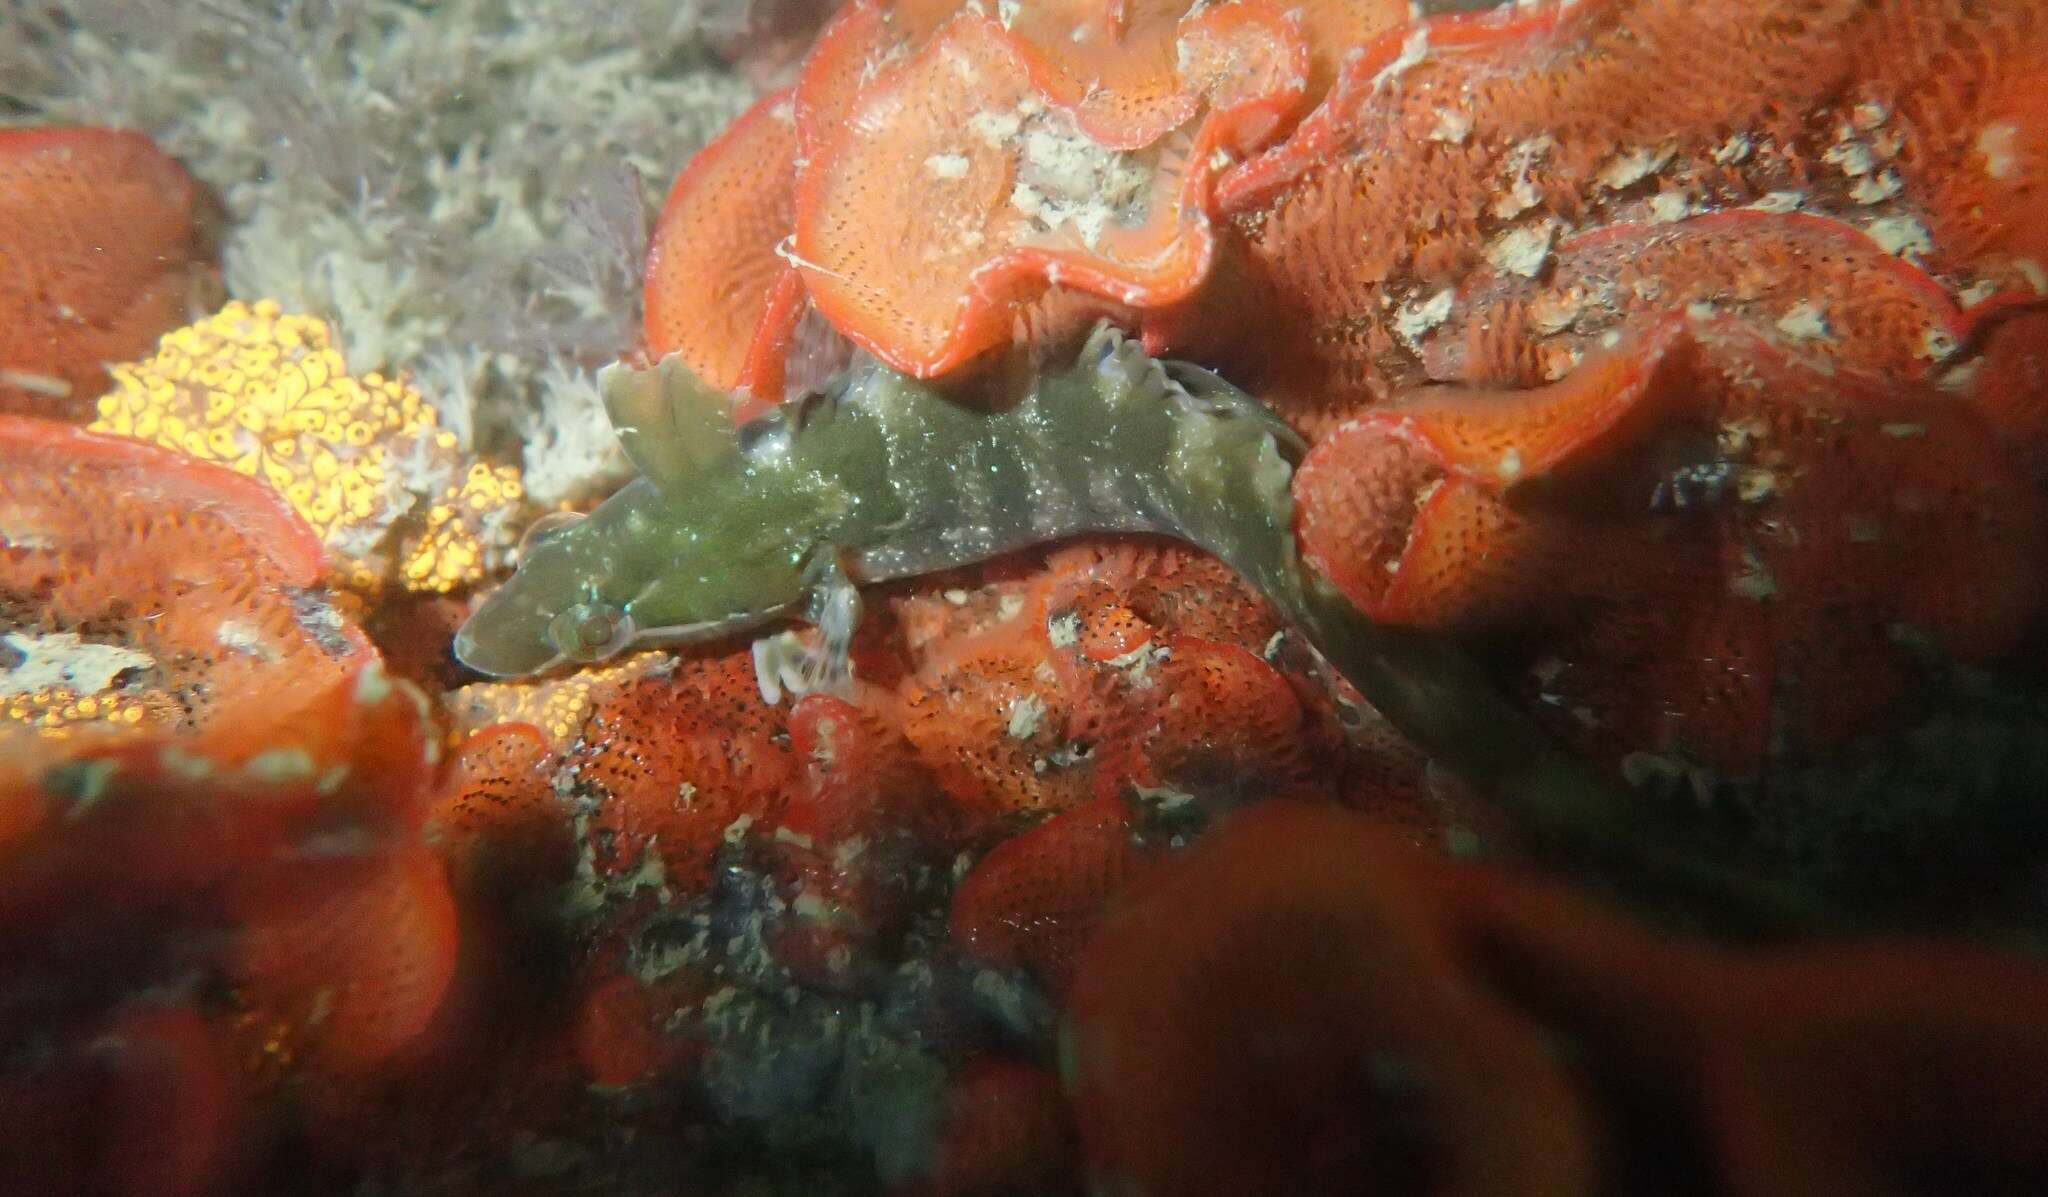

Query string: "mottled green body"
[456, 329, 1841, 929]
[454, 329, 1307, 678]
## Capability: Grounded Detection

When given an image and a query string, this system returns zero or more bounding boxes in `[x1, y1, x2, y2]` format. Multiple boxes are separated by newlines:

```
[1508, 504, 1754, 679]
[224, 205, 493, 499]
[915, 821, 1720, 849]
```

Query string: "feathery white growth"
[517, 359, 634, 506]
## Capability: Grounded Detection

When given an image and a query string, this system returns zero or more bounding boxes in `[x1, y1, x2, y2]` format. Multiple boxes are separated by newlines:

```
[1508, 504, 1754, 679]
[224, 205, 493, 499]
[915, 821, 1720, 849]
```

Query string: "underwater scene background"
[4, 0, 2048, 1194]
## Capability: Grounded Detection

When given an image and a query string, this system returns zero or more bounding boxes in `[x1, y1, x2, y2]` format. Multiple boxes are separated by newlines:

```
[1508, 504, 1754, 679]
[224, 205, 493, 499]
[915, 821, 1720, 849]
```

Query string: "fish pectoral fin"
[748, 627, 846, 705]
[599, 353, 740, 492]
[801, 549, 862, 686]
[746, 551, 867, 706]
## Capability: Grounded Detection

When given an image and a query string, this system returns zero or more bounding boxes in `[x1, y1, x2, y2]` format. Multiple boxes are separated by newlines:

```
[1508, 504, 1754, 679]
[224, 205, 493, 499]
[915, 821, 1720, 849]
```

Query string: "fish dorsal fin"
[598, 354, 740, 492]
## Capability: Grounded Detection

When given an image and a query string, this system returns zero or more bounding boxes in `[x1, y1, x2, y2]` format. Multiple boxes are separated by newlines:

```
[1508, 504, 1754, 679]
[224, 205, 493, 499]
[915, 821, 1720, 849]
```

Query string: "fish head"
[452, 480, 670, 678]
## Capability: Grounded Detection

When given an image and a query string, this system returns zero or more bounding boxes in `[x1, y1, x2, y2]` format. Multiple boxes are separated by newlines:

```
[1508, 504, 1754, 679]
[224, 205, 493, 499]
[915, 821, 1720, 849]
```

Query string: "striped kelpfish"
[454, 325, 1833, 930]
[454, 325, 1307, 685]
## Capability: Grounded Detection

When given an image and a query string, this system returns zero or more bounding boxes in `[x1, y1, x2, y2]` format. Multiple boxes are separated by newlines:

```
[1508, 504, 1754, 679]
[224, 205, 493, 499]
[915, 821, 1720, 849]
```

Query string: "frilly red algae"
[0, 404, 475, 1190]
[0, 127, 222, 421]
[790, 9, 1243, 377]
[1299, 318, 2047, 772]
[646, 0, 1413, 391]
[643, 88, 801, 401]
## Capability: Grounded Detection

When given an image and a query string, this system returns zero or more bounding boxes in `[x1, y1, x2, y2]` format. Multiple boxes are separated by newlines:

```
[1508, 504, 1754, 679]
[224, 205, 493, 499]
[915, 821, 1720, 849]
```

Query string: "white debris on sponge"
[1977, 123, 2020, 180]
[0, 632, 153, 697]
[1919, 327, 1961, 362]
[1492, 135, 1554, 219]
[1713, 132, 1753, 165]
[975, 95, 1155, 252]
[1485, 219, 1561, 279]
[1774, 301, 1833, 343]
[1866, 213, 1934, 262]
[214, 620, 279, 661]
[1823, 139, 1876, 178]
[1596, 143, 1675, 190]
[1005, 693, 1048, 740]
[1393, 288, 1456, 346]
[1429, 109, 1472, 145]
[1747, 191, 1806, 214]
[1850, 170, 1903, 205]
[1372, 28, 1431, 90]
[1648, 189, 1693, 223]
[1046, 611, 1082, 649]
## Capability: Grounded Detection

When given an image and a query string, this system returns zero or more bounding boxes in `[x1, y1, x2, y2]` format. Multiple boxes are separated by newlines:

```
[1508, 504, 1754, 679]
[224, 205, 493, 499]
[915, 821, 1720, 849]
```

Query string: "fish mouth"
[453, 597, 796, 680]
[451, 592, 568, 679]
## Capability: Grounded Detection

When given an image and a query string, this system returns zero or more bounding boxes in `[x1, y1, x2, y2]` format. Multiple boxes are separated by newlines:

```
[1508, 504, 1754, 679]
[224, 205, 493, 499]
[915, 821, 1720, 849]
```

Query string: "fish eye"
[547, 601, 635, 663]
[518, 510, 586, 558]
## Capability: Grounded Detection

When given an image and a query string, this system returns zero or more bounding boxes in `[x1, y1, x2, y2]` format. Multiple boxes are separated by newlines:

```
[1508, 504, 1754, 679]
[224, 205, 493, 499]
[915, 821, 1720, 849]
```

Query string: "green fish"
[454, 326, 1307, 683]
[456, 326, 1835, 932]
